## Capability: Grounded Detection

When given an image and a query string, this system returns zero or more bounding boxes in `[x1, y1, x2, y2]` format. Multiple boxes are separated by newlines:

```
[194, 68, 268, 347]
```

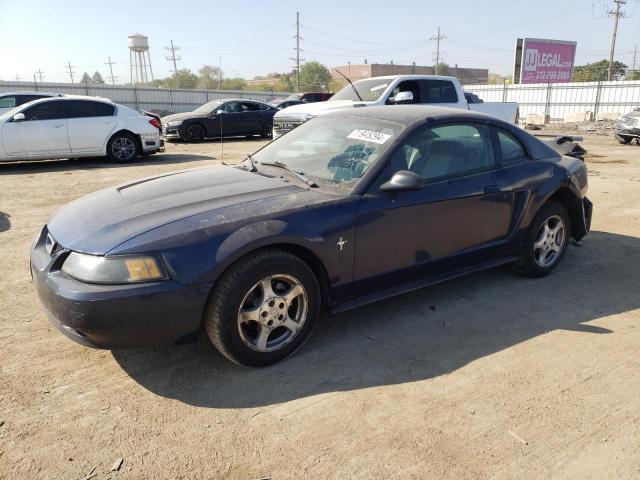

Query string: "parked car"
[614, 107, 640, 144]
[161, 99, 277, 142]
[0, 96, 162, 163]
[0, 91, 63, 115]
[273, 75, 519, 138]
[269, 99, 306, 110]
[32, 106, 592, 366]
[285, 92, 333, 103]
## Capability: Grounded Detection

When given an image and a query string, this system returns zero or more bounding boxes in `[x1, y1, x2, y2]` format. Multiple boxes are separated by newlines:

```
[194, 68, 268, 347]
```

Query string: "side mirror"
[216, 109, 224, 115]
[12, 112, 26, 122]
[389, 91, 414, 104]
[380, 170, 424, 192]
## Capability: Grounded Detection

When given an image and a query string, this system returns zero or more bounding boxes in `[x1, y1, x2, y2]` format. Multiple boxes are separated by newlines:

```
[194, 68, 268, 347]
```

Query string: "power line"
[65, 61, 75, 83]
[105, 56, 117, 85]
[165, 39, 181, 87]
[608, 0, 626, 80]
[430, 27, 446, 74]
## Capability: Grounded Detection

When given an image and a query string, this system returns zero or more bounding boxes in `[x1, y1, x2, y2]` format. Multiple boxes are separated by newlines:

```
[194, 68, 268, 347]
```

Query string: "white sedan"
[0, 96, 162, 163]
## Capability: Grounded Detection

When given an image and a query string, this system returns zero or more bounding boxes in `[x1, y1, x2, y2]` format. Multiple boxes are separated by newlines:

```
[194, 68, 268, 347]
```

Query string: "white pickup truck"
[273, 75, 519, 138]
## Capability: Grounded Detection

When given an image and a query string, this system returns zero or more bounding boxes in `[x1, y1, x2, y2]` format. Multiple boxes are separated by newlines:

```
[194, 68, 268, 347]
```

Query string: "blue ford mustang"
[31, 106, 592, 366]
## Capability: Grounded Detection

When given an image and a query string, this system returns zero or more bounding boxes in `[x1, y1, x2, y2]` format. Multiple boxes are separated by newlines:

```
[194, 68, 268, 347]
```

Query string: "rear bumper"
[31, 227, 210, 349]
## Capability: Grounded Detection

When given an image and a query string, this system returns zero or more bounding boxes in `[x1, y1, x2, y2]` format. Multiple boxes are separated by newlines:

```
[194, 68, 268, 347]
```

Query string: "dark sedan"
[161, 99, 277, 142]
[32, 106, 592, 366]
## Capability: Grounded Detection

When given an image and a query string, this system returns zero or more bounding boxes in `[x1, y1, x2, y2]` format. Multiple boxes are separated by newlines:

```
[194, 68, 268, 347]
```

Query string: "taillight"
[149, 118, 161, 129]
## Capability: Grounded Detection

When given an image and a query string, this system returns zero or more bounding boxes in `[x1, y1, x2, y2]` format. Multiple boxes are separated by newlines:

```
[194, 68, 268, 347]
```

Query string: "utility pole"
[632, 45, 637, 73]
[65, 61, 75, 83]
[15, 74, 20, 81]
[36, 69, 44, 82]
[607, 0, 626, 81]
[165, 39, 181, 88]
[289, 11, 304, 92]
[105, 56, 117, 85]
[430, 27, 446, 75]
[219, 55, 222, 90]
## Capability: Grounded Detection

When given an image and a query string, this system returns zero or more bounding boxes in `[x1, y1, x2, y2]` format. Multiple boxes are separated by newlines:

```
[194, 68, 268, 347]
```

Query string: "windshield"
[193, 100, 223, 114]
[251, 116, 403, 188]
[330, 78, 390, 102]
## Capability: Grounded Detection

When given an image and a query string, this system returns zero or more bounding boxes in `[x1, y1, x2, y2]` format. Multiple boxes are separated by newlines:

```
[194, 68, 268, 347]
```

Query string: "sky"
[1, 0, 639, 84]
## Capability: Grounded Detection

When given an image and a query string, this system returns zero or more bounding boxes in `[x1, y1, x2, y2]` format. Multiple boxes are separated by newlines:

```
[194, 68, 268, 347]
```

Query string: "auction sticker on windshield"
[347, 129, 391, 144]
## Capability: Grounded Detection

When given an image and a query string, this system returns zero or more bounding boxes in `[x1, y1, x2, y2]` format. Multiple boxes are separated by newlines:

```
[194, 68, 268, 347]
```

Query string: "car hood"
[275, 100, 368, 120]
[47, 166, 306, 254]
[161, 112, 208, 123]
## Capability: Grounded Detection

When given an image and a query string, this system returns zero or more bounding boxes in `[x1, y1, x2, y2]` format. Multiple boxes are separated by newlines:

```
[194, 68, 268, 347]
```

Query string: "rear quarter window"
[497, 130, 528, 165]
[421, 80, 459, 103]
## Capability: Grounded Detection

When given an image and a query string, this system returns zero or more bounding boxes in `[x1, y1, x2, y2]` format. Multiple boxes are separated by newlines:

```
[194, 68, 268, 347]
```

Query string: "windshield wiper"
[259, 161, 318, 187]
[335, 69, 363, 102]
[244, 153, 258, 172]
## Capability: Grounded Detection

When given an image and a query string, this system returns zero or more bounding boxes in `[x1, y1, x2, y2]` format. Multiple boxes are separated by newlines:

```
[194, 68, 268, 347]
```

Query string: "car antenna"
[335, 69, 363, 101]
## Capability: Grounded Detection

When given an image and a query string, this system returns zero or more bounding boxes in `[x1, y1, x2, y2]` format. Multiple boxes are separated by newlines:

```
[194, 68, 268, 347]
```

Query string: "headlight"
[61, 252, 167, 284]
[166, 120, 182, 127]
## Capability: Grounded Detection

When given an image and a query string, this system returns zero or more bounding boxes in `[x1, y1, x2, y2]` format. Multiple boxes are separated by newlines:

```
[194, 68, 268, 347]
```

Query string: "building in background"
[330, 62, 489, 84]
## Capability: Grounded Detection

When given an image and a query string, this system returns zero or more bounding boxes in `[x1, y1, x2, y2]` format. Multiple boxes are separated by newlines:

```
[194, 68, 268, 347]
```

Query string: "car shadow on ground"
[0, 154, 214, 174]
[112, 230, 637, 409]
[0, 211, 10, 232]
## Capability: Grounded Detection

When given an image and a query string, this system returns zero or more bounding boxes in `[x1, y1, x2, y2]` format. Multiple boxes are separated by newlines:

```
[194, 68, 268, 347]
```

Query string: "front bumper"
[31, 227, 210, 349]
[162, 125, 182, 139]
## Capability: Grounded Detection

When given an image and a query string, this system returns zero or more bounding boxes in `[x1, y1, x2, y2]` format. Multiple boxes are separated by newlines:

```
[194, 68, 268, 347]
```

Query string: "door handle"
[484, 185, 501, 193]
[52, 124, 64, 128]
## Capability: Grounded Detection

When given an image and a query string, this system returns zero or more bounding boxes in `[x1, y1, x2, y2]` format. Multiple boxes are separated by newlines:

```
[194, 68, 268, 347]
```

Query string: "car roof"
[17, 95, 115, 107]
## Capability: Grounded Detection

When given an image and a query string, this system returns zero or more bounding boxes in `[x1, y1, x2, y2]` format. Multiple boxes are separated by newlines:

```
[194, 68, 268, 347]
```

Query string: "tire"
[615, 134, 632, 145]
[184, 123, 206, 142]
[261, 120, 273, 139]
[107, 133, 139, 163]
[515, 201, 571, 278]
[204, 249, 321, 366]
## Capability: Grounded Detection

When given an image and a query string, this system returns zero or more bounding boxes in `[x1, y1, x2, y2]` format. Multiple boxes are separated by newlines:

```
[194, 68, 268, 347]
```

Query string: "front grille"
[51, 243, 65, 256]
[273, 119, 305, 135]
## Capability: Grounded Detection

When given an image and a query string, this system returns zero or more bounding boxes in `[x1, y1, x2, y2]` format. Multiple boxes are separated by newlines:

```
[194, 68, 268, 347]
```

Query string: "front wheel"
[615, 134, 632, 145]
[107, 133, 139, 163]
[184, 124, 206, 142]
[204, 249, 321, 366]
[515, 201, 571, 277]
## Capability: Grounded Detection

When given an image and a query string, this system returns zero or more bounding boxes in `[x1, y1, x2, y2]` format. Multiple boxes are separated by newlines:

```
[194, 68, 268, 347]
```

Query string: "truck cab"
[273, 75, 519, 138]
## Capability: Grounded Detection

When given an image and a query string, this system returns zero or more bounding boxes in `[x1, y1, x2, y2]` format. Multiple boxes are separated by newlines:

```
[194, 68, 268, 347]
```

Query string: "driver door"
[1, 100, 71, 156]
[353, 122, 514, 297]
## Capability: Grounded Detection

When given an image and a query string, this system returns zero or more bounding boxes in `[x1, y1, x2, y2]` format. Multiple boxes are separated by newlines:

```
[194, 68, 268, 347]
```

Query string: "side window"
[420, 80, 459, 103]
[497, 130, 527, 165]
[0, 96, 17, 108]
[387, 80, 421, 104]
[241, 102, 260, 111]
[67, 100, 115, 118]
[17, 95, 47, 105]
[390, 123, 495, 181]
[21, 101, 65, 121]
[222, 102, 242, 113]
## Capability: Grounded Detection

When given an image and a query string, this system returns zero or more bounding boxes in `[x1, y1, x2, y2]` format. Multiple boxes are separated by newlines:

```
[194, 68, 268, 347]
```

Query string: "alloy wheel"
[533, 215, 566, 268]
[111, 137, 136, 161]
[237, 274, 308, 352]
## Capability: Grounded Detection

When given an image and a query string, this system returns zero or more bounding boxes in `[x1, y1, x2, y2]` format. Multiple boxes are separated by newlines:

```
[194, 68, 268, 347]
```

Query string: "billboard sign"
[514, 38, 577, 84]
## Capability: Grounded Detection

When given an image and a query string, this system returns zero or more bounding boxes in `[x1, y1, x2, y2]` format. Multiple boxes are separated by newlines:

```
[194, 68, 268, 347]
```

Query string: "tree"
[573, 60, 628, 82]
[91, 71, 105, 84]
[80, 72, 92, 84]
[198, 65, 222, 90]
[220, 77, 246, 90]
[299, 61, 331, 91]
[626, 70, 640, 80]
[166, 69, 199, 89]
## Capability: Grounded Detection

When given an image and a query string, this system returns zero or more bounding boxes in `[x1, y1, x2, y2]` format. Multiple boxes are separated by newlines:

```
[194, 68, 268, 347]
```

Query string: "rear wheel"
[204, 249, 321, 366]
[107, 133, 139, 163]
[184, 123, 206, 142]
[515, 201, 571, 277]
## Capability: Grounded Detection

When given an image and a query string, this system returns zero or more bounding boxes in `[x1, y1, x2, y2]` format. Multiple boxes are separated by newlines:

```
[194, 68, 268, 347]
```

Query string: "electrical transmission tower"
[430, 27, 446, 75]
[65, 61, 75, 83]
[289, 11, 304, 92]
[607, 0, 626, 80]
[105, 56, 117, 85]
[165, 39, 181, 88]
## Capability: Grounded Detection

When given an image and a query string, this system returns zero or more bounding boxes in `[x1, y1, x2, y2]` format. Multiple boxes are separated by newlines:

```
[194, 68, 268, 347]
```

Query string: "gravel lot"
[1, 135, 640, 479]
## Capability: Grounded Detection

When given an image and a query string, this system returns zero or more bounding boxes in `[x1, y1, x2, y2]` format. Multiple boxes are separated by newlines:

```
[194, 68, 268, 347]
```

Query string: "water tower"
[128, 34, 154, 84]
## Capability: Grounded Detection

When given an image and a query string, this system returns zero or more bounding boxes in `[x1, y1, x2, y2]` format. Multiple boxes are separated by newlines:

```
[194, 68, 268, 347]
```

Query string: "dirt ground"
[1, 135, 640, 479]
